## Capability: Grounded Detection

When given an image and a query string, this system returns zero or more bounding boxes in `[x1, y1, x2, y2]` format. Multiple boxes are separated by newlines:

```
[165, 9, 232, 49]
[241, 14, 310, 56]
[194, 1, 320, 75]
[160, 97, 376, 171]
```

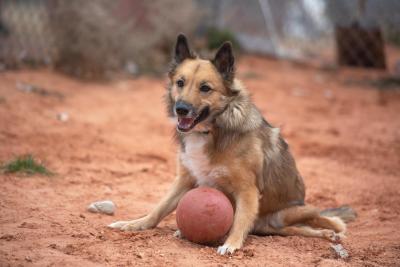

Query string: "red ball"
[176, 187, 234, 244]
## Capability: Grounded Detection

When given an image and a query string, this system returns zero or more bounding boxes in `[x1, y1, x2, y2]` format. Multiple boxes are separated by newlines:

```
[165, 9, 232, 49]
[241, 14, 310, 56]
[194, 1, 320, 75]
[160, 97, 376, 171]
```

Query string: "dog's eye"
[176, 79, 184, 88]
[200, 85, 211, 93]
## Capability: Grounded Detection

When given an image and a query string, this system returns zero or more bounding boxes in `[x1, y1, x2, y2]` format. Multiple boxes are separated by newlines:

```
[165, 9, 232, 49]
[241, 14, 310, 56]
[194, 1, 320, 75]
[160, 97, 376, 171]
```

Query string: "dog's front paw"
[217, 243, 241, 255]
[108, 220, 130, 229]
[108, 216, 154, 231]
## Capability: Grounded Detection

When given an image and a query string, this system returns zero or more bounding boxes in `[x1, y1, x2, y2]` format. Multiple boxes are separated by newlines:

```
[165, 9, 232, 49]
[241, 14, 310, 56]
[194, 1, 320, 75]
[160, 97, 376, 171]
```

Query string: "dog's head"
[166, 34, 236, 133]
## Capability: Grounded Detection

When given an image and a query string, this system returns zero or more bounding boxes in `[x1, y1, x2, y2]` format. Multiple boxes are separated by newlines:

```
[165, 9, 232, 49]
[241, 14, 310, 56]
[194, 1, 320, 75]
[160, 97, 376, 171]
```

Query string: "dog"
[109, 34, 356, 255]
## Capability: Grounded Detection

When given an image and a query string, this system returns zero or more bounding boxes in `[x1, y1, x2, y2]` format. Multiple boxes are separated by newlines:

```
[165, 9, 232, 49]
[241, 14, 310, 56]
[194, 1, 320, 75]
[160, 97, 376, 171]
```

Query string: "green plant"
[1, 155, 52, 175]
[206, 27, 240, 51]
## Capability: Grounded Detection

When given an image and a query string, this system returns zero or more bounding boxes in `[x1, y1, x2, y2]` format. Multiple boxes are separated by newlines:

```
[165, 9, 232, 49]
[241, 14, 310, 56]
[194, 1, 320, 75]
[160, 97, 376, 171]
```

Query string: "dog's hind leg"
[264, 205, 320, 229]
[255, 224, 341, 242]
[252, 206, 344, 242]
[267, 205, 346, 234]
[305, 215, 346, 234]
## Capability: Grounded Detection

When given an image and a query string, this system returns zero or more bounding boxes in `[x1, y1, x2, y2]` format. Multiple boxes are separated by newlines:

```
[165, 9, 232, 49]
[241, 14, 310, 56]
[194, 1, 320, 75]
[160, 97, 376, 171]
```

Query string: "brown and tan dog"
[109, 34, 356, 255]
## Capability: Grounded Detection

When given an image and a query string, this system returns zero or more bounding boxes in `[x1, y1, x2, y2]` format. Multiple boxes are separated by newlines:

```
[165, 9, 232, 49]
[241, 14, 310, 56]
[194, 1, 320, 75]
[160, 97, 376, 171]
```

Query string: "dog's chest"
[180, 134, 228, 186]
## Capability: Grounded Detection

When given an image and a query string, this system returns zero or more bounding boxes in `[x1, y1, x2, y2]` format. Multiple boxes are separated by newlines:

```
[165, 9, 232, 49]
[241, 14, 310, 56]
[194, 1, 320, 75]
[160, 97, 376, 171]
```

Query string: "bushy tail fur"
[320, 205, 357, 223]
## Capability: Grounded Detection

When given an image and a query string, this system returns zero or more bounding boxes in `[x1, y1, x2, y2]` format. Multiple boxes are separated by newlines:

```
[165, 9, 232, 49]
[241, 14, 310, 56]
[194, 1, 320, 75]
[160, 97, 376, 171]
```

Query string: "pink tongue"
[178, 117, 194, 129]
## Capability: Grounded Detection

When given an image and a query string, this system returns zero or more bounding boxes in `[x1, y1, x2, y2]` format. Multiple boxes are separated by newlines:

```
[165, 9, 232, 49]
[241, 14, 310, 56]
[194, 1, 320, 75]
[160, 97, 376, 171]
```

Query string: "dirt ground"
[0, 56, 399, 267]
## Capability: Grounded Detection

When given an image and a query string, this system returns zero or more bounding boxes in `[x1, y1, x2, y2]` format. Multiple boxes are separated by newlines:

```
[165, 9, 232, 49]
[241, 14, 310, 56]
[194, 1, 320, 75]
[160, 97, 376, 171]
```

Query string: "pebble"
[330, 244, 349, 259]
[57, 112, 69, 122]
[125, 61, 139, 76]
[87, 200, 115, 215]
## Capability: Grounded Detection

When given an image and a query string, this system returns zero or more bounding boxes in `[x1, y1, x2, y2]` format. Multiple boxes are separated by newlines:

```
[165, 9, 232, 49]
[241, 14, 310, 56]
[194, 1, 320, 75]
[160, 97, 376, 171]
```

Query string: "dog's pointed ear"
[174, 33, 193, 64]
[213, 41, 235, 82]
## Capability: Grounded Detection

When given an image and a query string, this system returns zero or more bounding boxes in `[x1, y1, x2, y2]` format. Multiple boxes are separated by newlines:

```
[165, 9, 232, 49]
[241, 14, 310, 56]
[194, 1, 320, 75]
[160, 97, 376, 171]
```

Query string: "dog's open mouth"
[177, 107, 209, 132]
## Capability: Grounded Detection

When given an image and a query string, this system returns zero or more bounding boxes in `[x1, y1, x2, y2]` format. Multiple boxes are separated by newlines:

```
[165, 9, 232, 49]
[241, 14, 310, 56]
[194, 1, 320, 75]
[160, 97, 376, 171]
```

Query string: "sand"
[0, 56, 399, 266]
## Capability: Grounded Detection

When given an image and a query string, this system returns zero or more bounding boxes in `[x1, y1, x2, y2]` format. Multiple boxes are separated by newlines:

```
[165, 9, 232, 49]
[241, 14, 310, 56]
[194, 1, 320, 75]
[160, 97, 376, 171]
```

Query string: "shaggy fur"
[109, 34, 356, 255]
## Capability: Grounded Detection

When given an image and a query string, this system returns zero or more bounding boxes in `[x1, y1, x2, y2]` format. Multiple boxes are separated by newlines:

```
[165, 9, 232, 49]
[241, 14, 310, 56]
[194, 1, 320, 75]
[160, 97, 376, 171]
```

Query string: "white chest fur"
[180, 134, 229, 186]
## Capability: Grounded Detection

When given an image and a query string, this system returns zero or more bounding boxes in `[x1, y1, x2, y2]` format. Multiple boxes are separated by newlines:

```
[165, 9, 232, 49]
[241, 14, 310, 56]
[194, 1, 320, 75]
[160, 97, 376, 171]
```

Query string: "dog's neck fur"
[215, 80, 263, 132]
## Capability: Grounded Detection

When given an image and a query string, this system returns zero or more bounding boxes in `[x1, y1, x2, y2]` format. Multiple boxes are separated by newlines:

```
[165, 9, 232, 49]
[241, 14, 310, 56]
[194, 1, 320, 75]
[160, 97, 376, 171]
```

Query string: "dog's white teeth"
[178, 117, 195, 129]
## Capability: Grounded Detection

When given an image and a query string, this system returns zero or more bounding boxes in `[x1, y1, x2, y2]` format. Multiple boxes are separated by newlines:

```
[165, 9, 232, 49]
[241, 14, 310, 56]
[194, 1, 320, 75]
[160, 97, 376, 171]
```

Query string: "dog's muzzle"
[174, 101, 210, 132]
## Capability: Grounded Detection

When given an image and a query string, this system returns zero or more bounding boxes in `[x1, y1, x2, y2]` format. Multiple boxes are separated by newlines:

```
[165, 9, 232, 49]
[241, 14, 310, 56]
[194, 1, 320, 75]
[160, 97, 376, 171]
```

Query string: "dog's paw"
[217, 243, 240, 255]
[173, 230, 184, 239]
[322, 230, 343, 243]
[108, 220, 130, 229]
[108, 216, 154, 231]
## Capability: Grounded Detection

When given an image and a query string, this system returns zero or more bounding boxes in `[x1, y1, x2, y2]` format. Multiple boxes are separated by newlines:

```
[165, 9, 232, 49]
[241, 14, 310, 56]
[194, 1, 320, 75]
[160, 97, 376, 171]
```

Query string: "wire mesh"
[0, 0, 399, 73]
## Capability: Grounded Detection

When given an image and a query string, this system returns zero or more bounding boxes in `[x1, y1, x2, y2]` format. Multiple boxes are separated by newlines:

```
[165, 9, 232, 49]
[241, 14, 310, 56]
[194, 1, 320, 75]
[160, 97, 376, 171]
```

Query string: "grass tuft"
[1, 155, 52, 176]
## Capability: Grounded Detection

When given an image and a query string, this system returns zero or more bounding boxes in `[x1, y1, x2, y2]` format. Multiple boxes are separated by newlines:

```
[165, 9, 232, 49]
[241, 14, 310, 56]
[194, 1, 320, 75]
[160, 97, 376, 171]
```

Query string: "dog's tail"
[320, 205, 357, 223]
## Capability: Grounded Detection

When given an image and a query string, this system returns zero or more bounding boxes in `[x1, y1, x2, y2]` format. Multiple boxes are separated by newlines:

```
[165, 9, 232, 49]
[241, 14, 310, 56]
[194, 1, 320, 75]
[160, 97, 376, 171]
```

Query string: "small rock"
[330, 244, 349, 259]
[97, 234, 107, 241]
[135, 252, 144, 259]
[125, 61, 139, 76]
[57, 112, 69, 122]
[87, 200, 115, 215]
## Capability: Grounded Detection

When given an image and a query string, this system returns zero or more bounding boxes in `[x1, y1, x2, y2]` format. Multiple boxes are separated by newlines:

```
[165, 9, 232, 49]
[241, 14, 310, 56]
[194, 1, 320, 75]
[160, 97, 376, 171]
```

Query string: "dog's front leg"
[108, 172, 194, 231]
[217, 185, 259, 255]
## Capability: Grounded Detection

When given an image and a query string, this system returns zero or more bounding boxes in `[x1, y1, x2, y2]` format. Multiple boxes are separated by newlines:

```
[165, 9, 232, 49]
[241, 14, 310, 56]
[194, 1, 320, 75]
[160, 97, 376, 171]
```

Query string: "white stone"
[87, 200, 115, 215]
[57, 112, 69, 122]
[330, 244, 349, 259]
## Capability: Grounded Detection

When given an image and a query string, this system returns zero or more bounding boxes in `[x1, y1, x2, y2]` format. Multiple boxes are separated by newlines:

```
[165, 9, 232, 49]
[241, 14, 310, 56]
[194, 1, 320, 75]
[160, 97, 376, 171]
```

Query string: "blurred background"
[0, 0, 399, 79]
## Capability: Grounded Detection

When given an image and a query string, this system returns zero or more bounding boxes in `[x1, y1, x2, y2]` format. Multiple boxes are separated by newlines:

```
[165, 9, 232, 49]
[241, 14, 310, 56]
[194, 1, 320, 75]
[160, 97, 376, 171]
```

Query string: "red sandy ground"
[0, 56, 399, 266]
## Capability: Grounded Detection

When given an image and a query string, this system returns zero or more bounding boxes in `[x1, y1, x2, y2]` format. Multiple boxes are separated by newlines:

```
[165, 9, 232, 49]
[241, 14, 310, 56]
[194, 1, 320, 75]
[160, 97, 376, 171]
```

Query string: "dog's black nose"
[175, 101, 192, 116]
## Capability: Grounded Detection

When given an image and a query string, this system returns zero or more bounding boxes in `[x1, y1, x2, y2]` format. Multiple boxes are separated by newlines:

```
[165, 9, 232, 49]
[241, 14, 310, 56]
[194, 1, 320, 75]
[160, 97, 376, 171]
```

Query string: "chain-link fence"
[201, 0, 400, 69]
[0, 0, 201, 77]
[0, 0, 399, 76]
[0, 0, 55, 67]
